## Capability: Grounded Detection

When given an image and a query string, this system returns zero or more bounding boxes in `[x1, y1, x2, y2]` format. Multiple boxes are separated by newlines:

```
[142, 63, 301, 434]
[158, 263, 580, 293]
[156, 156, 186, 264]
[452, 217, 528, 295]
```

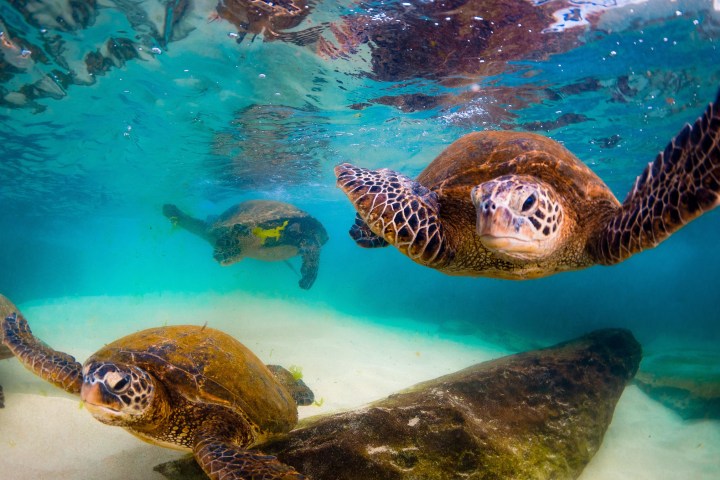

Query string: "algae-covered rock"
[155, 328, 641, 480]
[635, 350, 720, 419]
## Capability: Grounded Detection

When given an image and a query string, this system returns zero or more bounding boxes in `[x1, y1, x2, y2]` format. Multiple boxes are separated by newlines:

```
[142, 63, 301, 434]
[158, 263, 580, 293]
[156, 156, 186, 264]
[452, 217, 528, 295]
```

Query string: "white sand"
[0, 293, 718, 479]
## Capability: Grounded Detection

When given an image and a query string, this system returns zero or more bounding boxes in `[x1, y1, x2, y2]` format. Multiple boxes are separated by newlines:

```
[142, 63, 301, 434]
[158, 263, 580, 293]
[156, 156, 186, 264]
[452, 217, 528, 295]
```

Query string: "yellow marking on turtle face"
[168, 216, 179, 227]
[252, 220, 289, 244]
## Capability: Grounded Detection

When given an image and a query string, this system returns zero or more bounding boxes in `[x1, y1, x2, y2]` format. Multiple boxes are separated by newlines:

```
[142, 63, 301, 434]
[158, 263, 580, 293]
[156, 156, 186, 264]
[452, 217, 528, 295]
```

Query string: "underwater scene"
[1, 0, 720, 478]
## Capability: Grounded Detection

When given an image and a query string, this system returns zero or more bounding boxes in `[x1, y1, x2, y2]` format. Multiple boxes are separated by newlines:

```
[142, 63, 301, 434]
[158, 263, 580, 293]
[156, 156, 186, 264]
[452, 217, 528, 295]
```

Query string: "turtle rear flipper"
[163, 204, 215, 243]
[349, 214, 389, 248]
[590, 89, 720, 264]
[298, 241, 321, 290]
[194, 425, 304, 480]
[1, 313, 82, 394]
[335, 163, 448, 267]
[266, 364, 315, 406]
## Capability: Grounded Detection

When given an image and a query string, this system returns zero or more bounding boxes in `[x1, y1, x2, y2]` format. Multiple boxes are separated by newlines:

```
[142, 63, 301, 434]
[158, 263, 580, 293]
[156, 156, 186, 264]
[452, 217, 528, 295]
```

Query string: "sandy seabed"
[0, 293, 718, 480]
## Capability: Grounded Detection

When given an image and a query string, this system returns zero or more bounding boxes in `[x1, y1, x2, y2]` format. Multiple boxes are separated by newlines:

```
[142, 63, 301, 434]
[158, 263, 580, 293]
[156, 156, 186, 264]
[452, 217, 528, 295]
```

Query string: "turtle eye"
[521, 194, 536, 212]
[110, 374, 131, 392]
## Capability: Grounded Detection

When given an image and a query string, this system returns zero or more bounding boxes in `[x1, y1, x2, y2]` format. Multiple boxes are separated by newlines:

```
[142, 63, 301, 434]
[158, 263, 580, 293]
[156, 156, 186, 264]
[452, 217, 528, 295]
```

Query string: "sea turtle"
[335, 89, 720, 279]
[1, 313, 314, 480]
[0, 294, 21, 408]
[216, 0, 322, 45]
[163, 200, 328, 289]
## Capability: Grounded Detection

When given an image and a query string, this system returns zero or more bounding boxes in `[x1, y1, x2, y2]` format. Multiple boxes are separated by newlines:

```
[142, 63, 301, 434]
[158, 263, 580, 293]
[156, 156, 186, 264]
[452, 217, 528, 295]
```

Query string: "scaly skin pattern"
[590, 89, 720, 264]
[349, 213, 389, 248]
[194, 419, 306, 480]
[2, 313, 82, 393]
[334, 164, 449, 267]
[334, 161, 593, 279]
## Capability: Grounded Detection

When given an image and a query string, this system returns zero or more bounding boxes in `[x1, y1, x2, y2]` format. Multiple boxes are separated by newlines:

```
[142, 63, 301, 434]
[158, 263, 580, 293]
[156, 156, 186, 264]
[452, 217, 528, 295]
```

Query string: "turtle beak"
[81, 382, 121, 413]
[472, 185, 495, 235]
[473, 199, 514, 238]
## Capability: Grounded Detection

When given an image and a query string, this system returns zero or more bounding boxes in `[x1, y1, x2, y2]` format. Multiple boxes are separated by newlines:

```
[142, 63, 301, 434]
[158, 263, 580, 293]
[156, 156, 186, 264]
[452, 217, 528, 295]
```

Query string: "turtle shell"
[417, 131, 619, 215]
[0, 294, 20, 360]
[211, 199, 328, 263]
[86, 325, 298, 435]
[214, 200, 310, 228]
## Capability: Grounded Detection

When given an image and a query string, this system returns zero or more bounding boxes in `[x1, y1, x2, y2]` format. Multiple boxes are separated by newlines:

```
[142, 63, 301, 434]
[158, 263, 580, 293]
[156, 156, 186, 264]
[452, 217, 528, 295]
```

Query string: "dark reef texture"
[156, 328, 641, 480]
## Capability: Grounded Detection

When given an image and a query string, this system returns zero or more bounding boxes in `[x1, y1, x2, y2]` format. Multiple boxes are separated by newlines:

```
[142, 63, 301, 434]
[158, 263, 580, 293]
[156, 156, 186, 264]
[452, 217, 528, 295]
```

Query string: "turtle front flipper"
[335, 163, 448, 267]
[349, 214, 389, 248]
[298, 240, 321, 290]
[1, 313, 82, 394]
[194, 429, 304, 480]
[590, 89, 720, 264]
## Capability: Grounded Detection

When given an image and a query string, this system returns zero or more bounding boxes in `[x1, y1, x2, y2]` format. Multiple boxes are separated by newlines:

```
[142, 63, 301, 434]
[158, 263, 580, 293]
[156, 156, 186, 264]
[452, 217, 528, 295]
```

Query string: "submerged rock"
[156, 328, 641, 480]
[635, 350, 720, 419]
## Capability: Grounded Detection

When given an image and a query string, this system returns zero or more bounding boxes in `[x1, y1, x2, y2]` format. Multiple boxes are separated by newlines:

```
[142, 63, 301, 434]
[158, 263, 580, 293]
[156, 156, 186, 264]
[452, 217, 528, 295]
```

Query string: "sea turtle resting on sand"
[1, 313, 314, 480]
[335, 90, 720, 279]
[163, 200, 328, 289]
[0, 294, 22, 408]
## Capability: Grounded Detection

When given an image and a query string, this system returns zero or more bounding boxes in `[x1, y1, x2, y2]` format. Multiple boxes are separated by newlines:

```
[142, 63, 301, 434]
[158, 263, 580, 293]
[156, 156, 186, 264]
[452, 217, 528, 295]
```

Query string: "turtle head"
[80, 362, 161, 426]
[471, 175, 565, 261]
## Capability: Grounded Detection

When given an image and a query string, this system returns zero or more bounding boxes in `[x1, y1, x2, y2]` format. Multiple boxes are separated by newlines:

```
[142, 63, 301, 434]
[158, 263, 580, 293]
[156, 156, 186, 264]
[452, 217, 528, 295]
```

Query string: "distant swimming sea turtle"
[336, 90, 720, 279]
[0, 294, 21, 408]
[2, 313, 313, 479]
[163, 200, 328, 289]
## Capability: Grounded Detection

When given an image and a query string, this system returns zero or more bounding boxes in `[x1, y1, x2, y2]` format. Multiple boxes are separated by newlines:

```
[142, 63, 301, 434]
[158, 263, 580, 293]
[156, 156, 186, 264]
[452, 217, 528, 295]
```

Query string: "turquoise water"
[1, 0, 719, 476]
